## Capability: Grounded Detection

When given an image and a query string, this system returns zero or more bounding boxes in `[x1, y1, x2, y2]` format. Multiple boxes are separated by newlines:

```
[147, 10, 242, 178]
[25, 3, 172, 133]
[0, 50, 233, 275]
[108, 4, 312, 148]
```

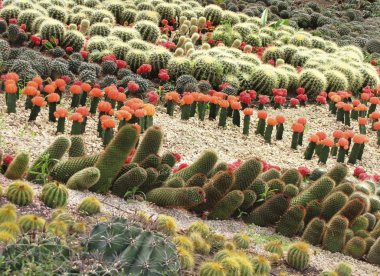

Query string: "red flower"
[127, 81, 139, 93]
[273, 88, 287, 97]
[354, 167, 366, 178]
[116, 60, 126, 69]
[359, 172, 371, 181]
[316, 95, 327, 104]
[298, 166, 311, 177]
[207, 39, 215, 45]
[208, 90, 217, 96]
[158, 69, 170, 81]
[136, 64, 152, 74]
[118, 87, 125, 93]
[238, 92, 251, 105]
[9, 18, 17, 24]
[297, 94, 308, 102]
[173, 163, 189, 173]
[31, 35, 41, 45]
[267, 59, 275, 66]
[290, 98, 299, 106]
[227, 159, 243, 171]
[370, 59, 377, 66]
[248, 90, 257, 100]
[161, 19, 168, 25]
[174, 153, 181, 162]
[259, 95, 270, 105]
[3, 154, 13, 165]
[147, 91, 159, 105]
[274, 96, 286, 105]
[102, 55, 117, 62]
[373, 174, 380, 183]
[20, 24, 26, 31]
[296, 87, 305, 94]
[80, 51, 88, 59]
[66, 47, 73, 53]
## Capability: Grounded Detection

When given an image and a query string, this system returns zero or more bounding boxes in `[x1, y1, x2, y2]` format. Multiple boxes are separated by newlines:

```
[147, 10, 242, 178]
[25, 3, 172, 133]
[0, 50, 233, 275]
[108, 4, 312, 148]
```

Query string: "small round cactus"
[0, 222, 21, 237]
[18, 214, 45, 232]
[188, 221, 210, 238]
[233, 233, 251, 249]
[72, 221, 87, 234]
[0, 231, 16, 245]
[334, 262, 352, 276]
[156, 214, 177, 236]
[173, 235, 194, 253]
[78, 196, 101, 215]
[264, 240, 284, 257]
[251, 256, 271, 275]
[286, 242, 310, 271]
[177, 246, 195, 270]
[0, 203, 17, 223]
[47, 219, 69, 237]
[6, 180, 34, 206]
[199, 261, 225, 276]
[41, 182, 68, 208]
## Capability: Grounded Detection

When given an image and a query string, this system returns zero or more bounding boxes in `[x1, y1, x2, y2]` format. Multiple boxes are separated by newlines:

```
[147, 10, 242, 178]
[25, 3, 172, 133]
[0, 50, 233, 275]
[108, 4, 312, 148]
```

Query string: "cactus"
[132, 126, 162, 164]
[146, 187, 205, 208]
[286, 242, 310, 271]
[65, 167, 100, 191]
[284, 184, 299, 198]
[231, 158, 262, 191]
[0, 204, 17, 224]
[28, 136, 71, 183]
[192, 55, 224, 87]
[78, 196, 101, 215]
[173, 235, 194, 252]
[302, 217, 326, 245]
[263, 46, 284, 63]
[351, 216, 369, 232]
[188, 221, 210, 238]
[233, 233, 251, 249]
[320, 191, 348, 221]
[171, 150, 218, 182]
[0, 231, 16, 244]
[264, 240, 284, 257]
[208, 190, 244, 220]
[164, 177, 185, 188]
[259, 168, 281, 182]
[135, 20, 161, 42]
[112, 167, 147, 197]
[299, 69, 327, 101]
[337, 198, 366, 222]
[6, 181, 34, 206]
[69, 136, 86, 157]
[186, 173, 208, 187]
[90, 125, 139, 194]
[41, 181, 68, 208]
[343, 237, 366, 259]
[125, 49, 148, 72]
[47, 220, 68, 237]
[204, 4, 223, 25]
[276, 205, 306, 237]
[50, 155, 99, 183]
[177, 246, 195, 270]
[167, 57, 193, 81]
[149, 47, 172, 76]
[267, 179, 286, 193]
[220, 257, 240, 276]
[40, 19, 66, 42]
[240, 190, 257, 210]
[18, 214, 45, 232]
[156, 214, 177, 236]
[334, 262, 352, 276]
[89, 22, 111, 37]
[251, 256, 271, 276]
[250, 66, 279, 95]
[243, 193, 290, 226]
[61, 30, 85, 52]
[291, 176, 335, 206]
[4, 152, 29, 180]
[326, 164, 348, 185]
[0, 222, 21, 237]
[192, 171, 235, 213]
[324, 70, 349, 92]
[368, 237, 380, 265]
[85, 217, 180, 273]
[199, 261, 225, 276]
[281, 169, 302, 187]
[322, 215, 349, 253]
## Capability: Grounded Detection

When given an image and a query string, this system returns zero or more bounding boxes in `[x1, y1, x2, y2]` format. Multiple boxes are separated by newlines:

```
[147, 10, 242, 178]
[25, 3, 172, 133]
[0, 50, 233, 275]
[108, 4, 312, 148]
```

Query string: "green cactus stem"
[189, 102, 197, 117]
[264, 124, 274, 143]
[25, 96, 33, 110]
[29, 105, 41, 121]
[71, 121, 82, 135]
[209, 103, 219, 120]
[102, 128, 114, 146]
[304, 141, 317, 160]
[318, 145, 330, 164]
[357, 144, 365, 161]
[197, 102, 206, 121]
[232, 110, 240, 126]
[243, 115, 250, 135]
[71, 94, 80, 108]
[348, 143, 361, 164]
[291, 132, 299, 149]
[90, 97, 100, 114]
[377, 129, 380, 145]
[227, 106, 233, 118]
[368, 103, 377, 117]
[80, 92, 88, 107]
[351, 109, 358, 120]
[337, 147, 346, 163]
[218, 107, 228, 127]
[167, 100, 175, 116]
[6, 93, 17, 113]
[48, 102, 57, 122]
[297, 131, 304, 146]
[359, 124, 366, 135]
[145, 116, 154, 129]
[181, 104, 191, 120]
[56, 117, 66, 134]
[344, 110, 351, 126]
[4, 152, 29, 180]
[256, 119, 266, 136]
[336, 107, 344, 123]
[330, 101, 337, 114]
[331, 138, 339, 156]
[276, 123, 284, 140]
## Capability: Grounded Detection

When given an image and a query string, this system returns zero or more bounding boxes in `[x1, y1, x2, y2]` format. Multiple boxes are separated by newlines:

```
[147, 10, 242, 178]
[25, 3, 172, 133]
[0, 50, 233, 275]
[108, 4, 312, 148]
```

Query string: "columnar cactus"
[66, 167, 101, 191]
[276, 205, 306, 237]
[291, 176, 335, 206]
[146, 187, 205, 208]
[322, 215, 349, 253]
[208, 190, 245, 220]
[4, 152, 29, 180]
[302, 217, 326, 245]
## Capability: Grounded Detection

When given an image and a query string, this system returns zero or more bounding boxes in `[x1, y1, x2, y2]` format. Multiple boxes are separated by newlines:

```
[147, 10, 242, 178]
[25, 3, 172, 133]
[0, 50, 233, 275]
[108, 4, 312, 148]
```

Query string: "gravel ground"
[1, 95, 380, 275]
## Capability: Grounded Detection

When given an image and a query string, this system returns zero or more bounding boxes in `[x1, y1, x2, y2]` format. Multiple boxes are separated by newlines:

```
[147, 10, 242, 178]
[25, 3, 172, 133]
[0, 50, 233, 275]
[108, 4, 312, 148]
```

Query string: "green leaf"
[261, 8, 269, 27]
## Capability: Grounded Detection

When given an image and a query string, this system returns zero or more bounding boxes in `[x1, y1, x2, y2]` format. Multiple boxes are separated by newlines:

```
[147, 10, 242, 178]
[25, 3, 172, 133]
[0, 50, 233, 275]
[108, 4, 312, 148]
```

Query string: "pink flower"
[267, 59, 275, 66]
[359, 172, 371, 181]
[161, 19, 168, 25]
[248, 90, 257, 100]
[118, 87, 125, 93]
[124, 148, 136, 164]
[20, 24, 26, 31]
[238, 92, 251, 105]
[127, 81, 139, 93]
[259, 95, 270, 105]
[158, 69, 170, 81]
[208, 89, 217, 96]
[319, 91, 327, 98]
[219, 83, 231, 90]
[297, 94, 308, 102]
[227, 159, 243, 171]
[296, 87, 305, 94]
[80, 51, 88, 60]
[354, 167, 366, 177]
[136, 64, 152, 74]
[316, 95, 327, 104]
[9, 18, 17, 24]
[174, 153, 181, 162]
[373, 174, 380, 183]
[290, 98, 299, 106]
[65, 47, 73, 53]
[61, 75, 72, 84]
[173, 163, 189, 173]
[102, 55, 117, 62]
[274, 96, 286, 105]
[31, 35, 41, 45]
[3, 154, 13, 165]
[116, 60, 127, 69]
[268, 164, 281, 171]
[273, 88, 287, 97]
[298, 166, 311, 177]
[147, 91, 159, 105]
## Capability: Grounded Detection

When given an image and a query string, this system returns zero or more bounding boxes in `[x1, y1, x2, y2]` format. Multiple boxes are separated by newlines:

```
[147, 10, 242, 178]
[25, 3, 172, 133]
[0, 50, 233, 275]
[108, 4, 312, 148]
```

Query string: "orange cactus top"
[321, 138, 334, 147]
[134, 108, 146, 118]
[292, 122, 304, 133]
[243, 108, 253, 116]
[5, 83, 18, 94]
[44, 84, 56, 94]
[89, 88, 103, 97]
[219, 100, 229, 108]
[54, 108, 68, 118]
[32, 77, 43, 86]
[370, 97, 380, 105]
[121, 105, 135, 115]
[116, 92, 126, 102]
[227, 95, 237, 103]
[267, 117, 277, 126]
[210, 96, 220, 104]
[199, 94, 210, 102]
[361, 93, 370, 101]
[70, 85, 82, 95]
[335, 101, 344, 109]
[81, 83, 92, 93]
[352, 99, 361, 107]
[337, 138, 349, 149]
[182, 94, 194, 105]
[165, 91, 180, 102]
[4, 79, 16, 86]
[257, 110, 267, 120]
[191, 92, 201, 101]
[331, 95, 341, 103]
[69, 112, 84, 122]
[4, 72, 19, 82]
[76, 106, 90, 117]
[47, 93, 60, 103]
[328, 92, 336, 99]
[276, 115, 285, 124]
[230, 101, 241, 110]
[107, 89, 119, 100]
[369, 111, 380, 120]
[104, 86, 117, 96]
[308, 134, 319, 143]
[55, 79, 66, 88]
[352, 134, 367, 144]
[337, 91, 351, 99]
[342, 103, 353, 112]
[214, 92, 227, 99]
[98, 101, 112, 113]
[101, 117, 116, 129]
[143, 104, 156, 116]
[315, 131, 327, 140]
[27, 81, 39, 88]
[23, 86, 39, 97]
[332, 130, 344, 139]
[115, 110, 132, 121]
[358, 117, 367, 125]
[355, 104, 368, 112]
[31, 96, 47, 107]
[344, 130, 355, 139]
[374, 121, 380, 131]
[297, 117, 307, 125]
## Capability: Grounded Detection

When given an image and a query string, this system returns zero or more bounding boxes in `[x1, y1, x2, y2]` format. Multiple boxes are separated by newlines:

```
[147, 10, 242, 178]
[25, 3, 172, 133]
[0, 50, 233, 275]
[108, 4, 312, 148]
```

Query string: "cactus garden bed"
[0, 0, 380, 275]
